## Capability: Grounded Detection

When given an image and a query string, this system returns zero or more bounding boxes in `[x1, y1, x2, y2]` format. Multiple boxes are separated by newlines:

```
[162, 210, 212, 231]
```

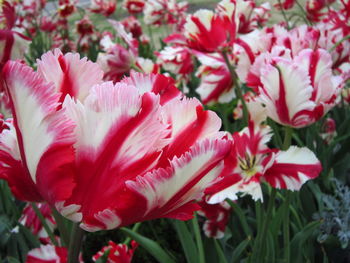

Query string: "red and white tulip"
[90, 0, 116, 16]
[20, 203, 56, 244]
[198, 198, 231, 239]
[256, 49, 343, 128]
[92, 241, 138, 263]
[0, 51, 231, 231]
[206, 123, 322, 203]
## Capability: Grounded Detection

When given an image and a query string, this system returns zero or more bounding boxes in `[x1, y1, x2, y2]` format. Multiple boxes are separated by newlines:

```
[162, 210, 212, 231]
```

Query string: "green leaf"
[214, 239, 228, 263]
[227, 200, 252, 237]
[231, 238, 250, 263]
[5, 257, 21, 263]
[19, 224, 40, 248]
[265, 230, 275, 263]
[290, 221, 320, 263]
[121, 227, 176, 263]
[172, 221, 198, 263]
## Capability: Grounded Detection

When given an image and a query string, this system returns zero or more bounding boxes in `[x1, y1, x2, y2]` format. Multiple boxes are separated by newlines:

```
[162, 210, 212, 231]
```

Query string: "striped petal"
[158, 97, 223, 167]
[121, 71, 182, 105]
[124, 138, 231, 225]
[258, 59, 316, 128]
[26, 245, 67, 263]
[263, 146, 322, 190]
[37, 49, 104, 103]
[61, 82, 170, 230]
[0, 120, 43, 201]
[2, 61, 76, 203]
[294, 49, 343, 114]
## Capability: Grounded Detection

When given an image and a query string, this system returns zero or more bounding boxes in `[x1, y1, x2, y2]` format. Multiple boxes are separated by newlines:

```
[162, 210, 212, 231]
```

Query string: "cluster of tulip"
[0, 0, 349, 262]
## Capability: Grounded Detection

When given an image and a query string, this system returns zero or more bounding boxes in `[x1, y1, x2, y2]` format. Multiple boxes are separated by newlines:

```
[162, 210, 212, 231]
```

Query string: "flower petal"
[2, 61, 76, 203]
[37, 49, 104, 102]
[125, 138, 231, 224]
[263, 146, 322, 190]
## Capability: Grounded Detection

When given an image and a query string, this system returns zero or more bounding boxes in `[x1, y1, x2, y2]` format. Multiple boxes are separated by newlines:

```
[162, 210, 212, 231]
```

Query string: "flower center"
[238, 153, 257, 177]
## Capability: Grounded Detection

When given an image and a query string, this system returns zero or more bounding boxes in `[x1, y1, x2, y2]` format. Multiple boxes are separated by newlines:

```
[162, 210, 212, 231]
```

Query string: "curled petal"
[263, 146, 322, 190]
[258, 59, 316, 127]
[125, 138, 231, 224]
[2, 61, 76, 203]
[37, 49, 104, 102]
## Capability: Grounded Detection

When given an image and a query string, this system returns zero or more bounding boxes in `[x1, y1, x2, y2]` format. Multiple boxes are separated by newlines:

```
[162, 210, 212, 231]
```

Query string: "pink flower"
[90, 0, 116, 16]
[93, 241, 138, 263]
[256, 49, 343, 128]
[135, 58, 160, 74]
[143, 0, 188, 26]
[306, 0, 335, 21]
[198, 198, 231, 239]
[121, 16, 143, 39]
[184, 9, 235, 53]
[76, 16, 94, 36]
[20, 203, 56, 244]
[58, 0, 77, 17]
[123, 0, 145, 14]
[274, 0, 295, 10]
[195, 52, 235, 105]
[206, 123, 322, 203]
[97, 44, 134, 82]
[26, 245, 68, 263]
[156, 46, 193, 76]
[40, 16, 57, 32]
[320, 118, 337, 144]
[0, 1, 31, 71]
[0, 50, 230, 231]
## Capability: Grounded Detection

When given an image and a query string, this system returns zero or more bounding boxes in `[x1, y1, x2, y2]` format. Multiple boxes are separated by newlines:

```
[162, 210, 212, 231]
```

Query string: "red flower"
[20, 203, 56, 244]
[198, 198, 231, 239]
[0, 51, 230, 231]
[184, 9, 235, 53]
[206, 123, 322, 203]
[93, 241, 138, 263]
[257, 49, 343, 128]
[123, 0, 145, 14]
[26, 245, 69, 263]
[90, 0, 116, 16]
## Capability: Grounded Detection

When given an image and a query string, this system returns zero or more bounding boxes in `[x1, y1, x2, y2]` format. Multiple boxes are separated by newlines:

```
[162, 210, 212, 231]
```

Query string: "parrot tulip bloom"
[26, 245, 69, 263]
[93, 241, 138, 263]
[156, 46, 194, 76]
[206, 123, 322, 203]
[195, 52, 235, 105]
[0, 51, 230, 231]
[90, 0, 116, 16]
[123, 0, 145, 14]
[198, 198, 231, 239]
[20, 203, 56, 244]
[257, 49, 343, 128]
[184, 9, 235, 53]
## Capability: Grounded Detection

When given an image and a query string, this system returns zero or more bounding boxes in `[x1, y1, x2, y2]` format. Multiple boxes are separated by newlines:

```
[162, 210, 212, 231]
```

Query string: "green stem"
[51, 208, 70, 247]
[329, 35, 350, 52]
[192, 214, 205, 263]
[31, 203, 58, 246]
[282, 126, 293, 150]
[295, 0, 312, 25]
[252, 188, 277, 262]
[283, 192, 291, 263]
[218, 103, 230, 131]
[282, 126, 293, 263]
[277, 0, 290, 30]
[213, 239, 228, 263]
[123, 223, 141, 244]
[221, 51, 249, 127]
[68, 223, 85, 263]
